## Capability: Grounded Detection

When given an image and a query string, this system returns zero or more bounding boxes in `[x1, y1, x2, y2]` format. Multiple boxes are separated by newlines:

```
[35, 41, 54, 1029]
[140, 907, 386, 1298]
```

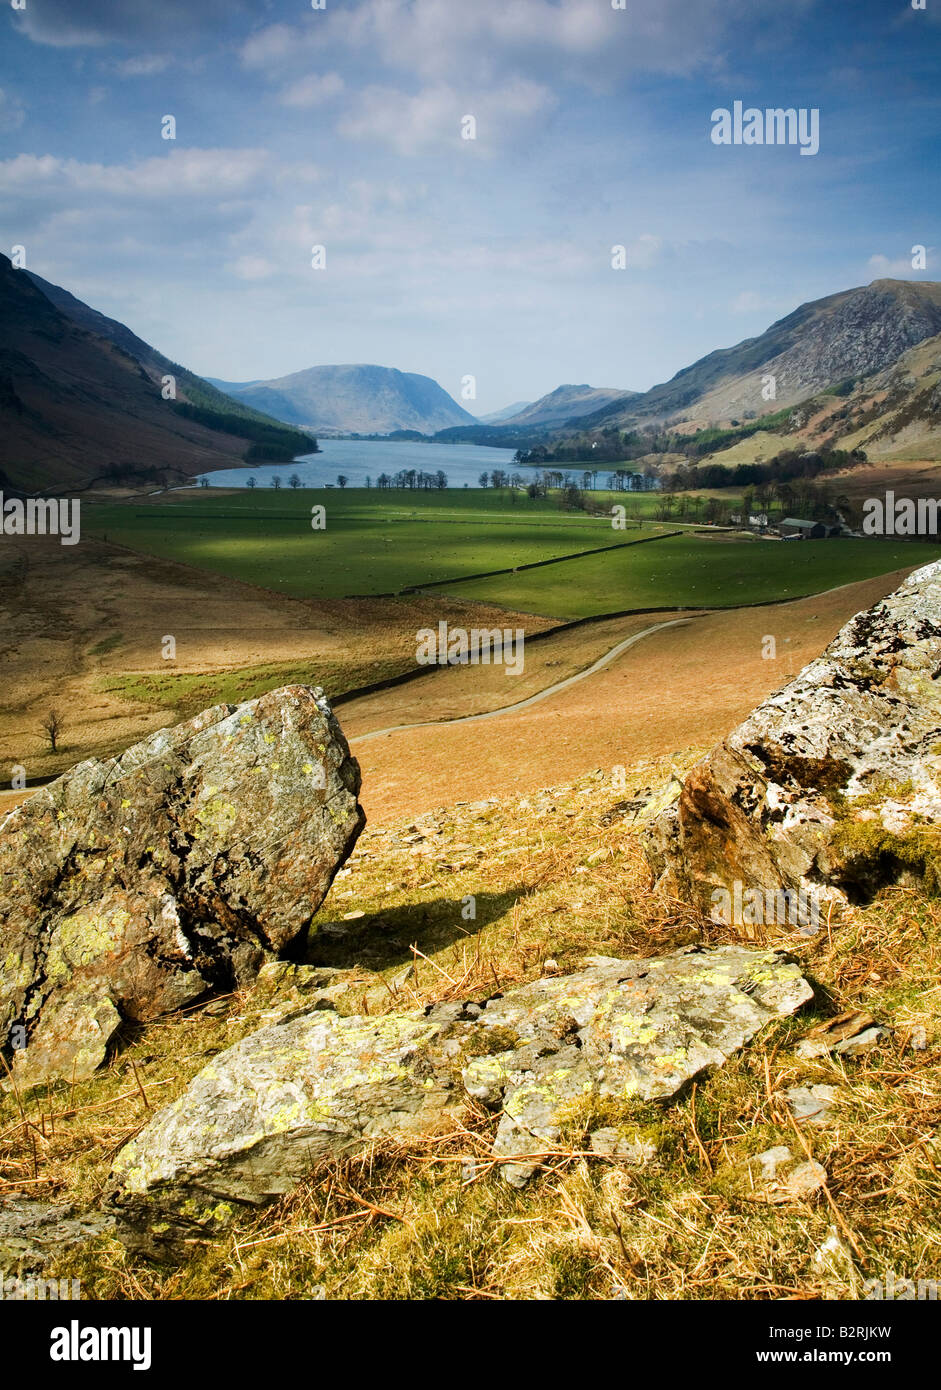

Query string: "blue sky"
[1, 0, 938, 414]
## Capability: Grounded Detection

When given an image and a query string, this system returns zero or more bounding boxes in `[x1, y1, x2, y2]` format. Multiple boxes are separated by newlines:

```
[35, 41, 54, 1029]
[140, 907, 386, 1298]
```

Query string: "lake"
[197, 439, 520, 490]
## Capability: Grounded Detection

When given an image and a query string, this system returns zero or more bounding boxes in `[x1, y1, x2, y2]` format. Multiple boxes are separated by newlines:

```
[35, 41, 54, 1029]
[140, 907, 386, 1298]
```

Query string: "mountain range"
[207, 364, 477, 436]
[3, 262, 941, 494]
[452, 279, 941, 465]
[569, 279, 941, 433]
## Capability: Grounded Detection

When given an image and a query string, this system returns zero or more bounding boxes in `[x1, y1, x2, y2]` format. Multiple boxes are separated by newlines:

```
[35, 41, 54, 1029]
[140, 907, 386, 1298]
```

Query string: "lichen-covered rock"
[0, 686, 364, 1086]
[645, 562, 941, 920]
[109, 944, 810, 1241]
[0, 1199, 115, 1277]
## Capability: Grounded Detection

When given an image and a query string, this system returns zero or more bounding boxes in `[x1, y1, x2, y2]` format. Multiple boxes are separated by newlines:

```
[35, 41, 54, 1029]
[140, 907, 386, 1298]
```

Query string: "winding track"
[350, 617, 692, 743]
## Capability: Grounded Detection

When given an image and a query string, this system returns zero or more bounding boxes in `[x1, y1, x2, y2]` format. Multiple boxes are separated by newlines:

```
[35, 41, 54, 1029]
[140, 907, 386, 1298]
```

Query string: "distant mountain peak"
[208, 362, 477, 435]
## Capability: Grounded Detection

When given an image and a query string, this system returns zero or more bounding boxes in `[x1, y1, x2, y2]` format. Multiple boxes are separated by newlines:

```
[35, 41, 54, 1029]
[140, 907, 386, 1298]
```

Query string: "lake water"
[197, 439, 520, 490]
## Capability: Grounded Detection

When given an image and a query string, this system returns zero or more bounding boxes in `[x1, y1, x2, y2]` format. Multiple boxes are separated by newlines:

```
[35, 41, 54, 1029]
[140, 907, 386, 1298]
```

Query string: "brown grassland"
[0, 538, 938, 1299]
[1, 759, 938, 1300]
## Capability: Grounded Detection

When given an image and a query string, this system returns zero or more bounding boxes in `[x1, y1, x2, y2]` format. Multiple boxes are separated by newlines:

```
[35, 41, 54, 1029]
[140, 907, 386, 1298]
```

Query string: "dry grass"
[3, 757, 940, 1300]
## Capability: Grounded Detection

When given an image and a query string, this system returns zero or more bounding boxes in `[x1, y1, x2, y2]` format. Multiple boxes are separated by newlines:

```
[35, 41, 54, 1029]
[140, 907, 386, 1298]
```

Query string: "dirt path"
[352, 619, 691, 742]
[346, 569, 913, 824]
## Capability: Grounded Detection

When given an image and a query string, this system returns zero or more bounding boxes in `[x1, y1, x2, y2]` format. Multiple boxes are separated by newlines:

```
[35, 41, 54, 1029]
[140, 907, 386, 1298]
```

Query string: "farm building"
[778, 517, 840, 539]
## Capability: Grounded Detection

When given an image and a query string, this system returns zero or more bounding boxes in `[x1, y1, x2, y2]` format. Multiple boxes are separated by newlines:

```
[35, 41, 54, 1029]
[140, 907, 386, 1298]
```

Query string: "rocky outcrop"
[645, 562, 941, 923]
[0, 1199, 114, 1278]
[109, 944, 811, 1244]
[0, 686, 364, 1086]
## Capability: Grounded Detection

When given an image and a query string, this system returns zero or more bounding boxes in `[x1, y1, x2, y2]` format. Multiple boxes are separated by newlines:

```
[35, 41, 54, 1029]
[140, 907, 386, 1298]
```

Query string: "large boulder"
[0, 686, 364, 1086]
[645, 561, 941, 921]
[109, 944, 810, 1243]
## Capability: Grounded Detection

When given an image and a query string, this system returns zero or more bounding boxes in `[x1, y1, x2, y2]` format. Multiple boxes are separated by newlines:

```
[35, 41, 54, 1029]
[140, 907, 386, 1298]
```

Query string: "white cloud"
[337, 79, 553, 155]
[240, 0, 783, 87]
[0, 148, 272, 199]
[280, 73, 345, 109]
[867, 251, 927, 278]
[111, 54, 171, 77]
[13, 0, 250, 48]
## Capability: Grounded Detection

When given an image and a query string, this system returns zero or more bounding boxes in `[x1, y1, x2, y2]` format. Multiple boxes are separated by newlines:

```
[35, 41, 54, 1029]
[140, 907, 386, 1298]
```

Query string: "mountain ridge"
[573, 278, 941, 433]
[209, 363, 477, 436]
[0, 259, 315, 492]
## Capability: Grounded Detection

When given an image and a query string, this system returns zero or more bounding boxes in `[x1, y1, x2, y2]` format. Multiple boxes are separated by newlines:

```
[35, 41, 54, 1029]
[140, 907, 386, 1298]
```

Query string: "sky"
[1, 0, 939, 415]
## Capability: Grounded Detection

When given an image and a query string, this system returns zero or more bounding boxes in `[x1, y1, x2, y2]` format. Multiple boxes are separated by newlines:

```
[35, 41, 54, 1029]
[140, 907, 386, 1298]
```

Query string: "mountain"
[772, 327, 941, 464]
[842, 329, 941, 461]
[501, 383, 638, 428]
[24, 270, 312, 440]
[575, 280, 941, 433]
[477, 400, 533, 424]
[207, 364, 477, 436]
[0, 258, 315, 492]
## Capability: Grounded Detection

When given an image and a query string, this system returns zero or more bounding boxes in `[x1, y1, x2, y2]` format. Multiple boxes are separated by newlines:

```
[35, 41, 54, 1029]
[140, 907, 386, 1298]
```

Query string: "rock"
[811, 1226, 856, 1290]
[754, 1145, 793, 1182]
[251, 962, 350, 1019]
[805, 1010, 877, 1046]
[794, 1013, 889, 1059]
[745, 1145, 829, 1201]
[832, 1026, 889, 1056]
[588, 1127, 657, 1164]
[109, 944, 811, 1241]
[746, 1150, 828, 1204]
[774, 1160, 828, 1202]
[0, 686, 364, 1086]
[645, 562, 941, 921]
[0, 1199, 114, 1277]
[787, 1084, 838, 1125]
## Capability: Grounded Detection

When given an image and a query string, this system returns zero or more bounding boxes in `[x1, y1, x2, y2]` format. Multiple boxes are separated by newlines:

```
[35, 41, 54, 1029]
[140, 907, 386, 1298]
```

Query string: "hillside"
[502, 382, 637, 427]
[208, 363, 477, 435]
[0, 258, 315, 492]
[477, 400, 533, 424]
[25, 269, 314, 444]
[681, 327, 941, 477]
[574, 280, 941, 434]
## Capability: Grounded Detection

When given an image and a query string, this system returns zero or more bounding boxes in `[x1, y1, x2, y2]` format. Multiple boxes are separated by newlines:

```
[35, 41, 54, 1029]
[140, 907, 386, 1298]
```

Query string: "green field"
[441, 533, 941, 619]
[83, 488, 941, 618]
[83, 489, 666, 599]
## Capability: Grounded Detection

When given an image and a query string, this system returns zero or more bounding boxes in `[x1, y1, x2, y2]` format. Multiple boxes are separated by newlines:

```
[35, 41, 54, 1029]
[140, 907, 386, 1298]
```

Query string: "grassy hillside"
[9, 761, 939, 1300]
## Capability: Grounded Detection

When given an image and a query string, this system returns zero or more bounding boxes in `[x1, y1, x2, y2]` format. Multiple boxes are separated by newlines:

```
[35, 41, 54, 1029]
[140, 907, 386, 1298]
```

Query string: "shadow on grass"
[304, 885, 530, 972]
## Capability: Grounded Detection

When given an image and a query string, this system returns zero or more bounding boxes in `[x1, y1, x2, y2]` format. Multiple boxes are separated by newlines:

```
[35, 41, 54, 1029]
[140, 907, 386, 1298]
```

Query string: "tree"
[199, 476, 209, 488]
[337, 475, 348, 489]
[478, 472, 489, 488]
[246, 476, 257, 489]
[40, 708, 65, 753]
[288, 473, 301, 489]
[271, 475, 282, 490]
